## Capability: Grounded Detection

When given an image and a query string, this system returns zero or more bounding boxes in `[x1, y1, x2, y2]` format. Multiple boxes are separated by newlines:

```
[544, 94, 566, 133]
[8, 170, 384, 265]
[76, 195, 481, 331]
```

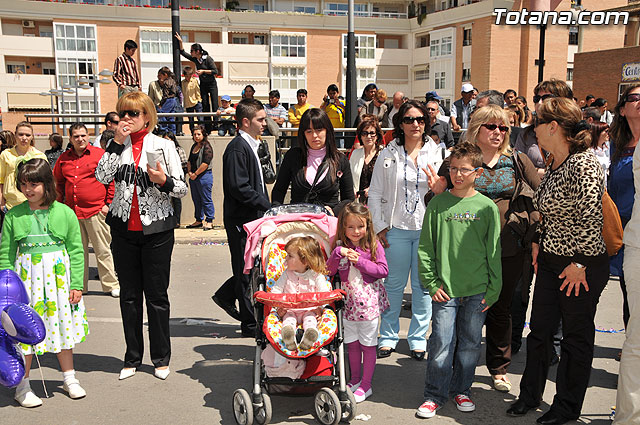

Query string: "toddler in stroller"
[232, 205, 357, 425]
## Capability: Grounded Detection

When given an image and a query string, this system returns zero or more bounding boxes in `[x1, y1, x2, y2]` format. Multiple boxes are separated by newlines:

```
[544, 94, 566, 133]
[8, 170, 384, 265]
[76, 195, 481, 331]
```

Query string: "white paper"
[146, 149, 167, 171]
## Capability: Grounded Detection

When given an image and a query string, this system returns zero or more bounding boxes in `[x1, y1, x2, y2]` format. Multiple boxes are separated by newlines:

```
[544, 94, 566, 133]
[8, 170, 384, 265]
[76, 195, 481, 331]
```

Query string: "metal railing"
[322, 10, 408, 19]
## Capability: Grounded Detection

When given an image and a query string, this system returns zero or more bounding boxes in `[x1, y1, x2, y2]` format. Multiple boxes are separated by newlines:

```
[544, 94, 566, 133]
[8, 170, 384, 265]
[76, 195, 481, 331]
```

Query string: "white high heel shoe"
[118, 368, 136, 380]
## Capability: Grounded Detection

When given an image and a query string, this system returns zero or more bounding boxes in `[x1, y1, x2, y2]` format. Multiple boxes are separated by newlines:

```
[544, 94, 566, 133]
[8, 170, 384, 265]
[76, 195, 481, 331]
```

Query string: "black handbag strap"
[305, 157, 329, 202]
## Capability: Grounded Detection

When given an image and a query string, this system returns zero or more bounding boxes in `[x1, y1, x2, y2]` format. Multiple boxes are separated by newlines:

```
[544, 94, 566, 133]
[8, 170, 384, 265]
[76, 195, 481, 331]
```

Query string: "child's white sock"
[62, 370, 76, 385]
[16, 377, 31, 394]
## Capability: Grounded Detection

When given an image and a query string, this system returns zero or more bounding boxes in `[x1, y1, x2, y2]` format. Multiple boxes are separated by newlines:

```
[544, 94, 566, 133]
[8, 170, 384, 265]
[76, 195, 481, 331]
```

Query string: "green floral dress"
[16, 209, 89, 355]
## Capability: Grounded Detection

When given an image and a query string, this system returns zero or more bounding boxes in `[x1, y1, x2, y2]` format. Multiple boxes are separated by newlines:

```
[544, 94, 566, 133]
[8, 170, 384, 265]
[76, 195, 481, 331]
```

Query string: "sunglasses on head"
[625, 93, 640, 103]
[118, 110, 141, 119]
[533, 93, 556, 103]
[481, 123, 509, 132]
[401, 116, 426, 125]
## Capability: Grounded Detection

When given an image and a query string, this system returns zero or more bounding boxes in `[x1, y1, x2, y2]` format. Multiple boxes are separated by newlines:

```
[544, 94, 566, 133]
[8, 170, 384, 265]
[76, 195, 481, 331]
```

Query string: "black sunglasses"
[118, 110, 141, 119]
[360, 131, 377, 137]
[533, 93, 556, 103]
[534, 116, 550, 127]
[401, 116, 426, 125]
[481, 123, 509, 132]
[625, 93, 640, 103]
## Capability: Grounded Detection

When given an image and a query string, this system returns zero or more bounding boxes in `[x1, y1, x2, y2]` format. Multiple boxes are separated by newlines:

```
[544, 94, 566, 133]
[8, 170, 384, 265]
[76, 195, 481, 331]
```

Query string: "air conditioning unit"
[22, 20, 35, 28]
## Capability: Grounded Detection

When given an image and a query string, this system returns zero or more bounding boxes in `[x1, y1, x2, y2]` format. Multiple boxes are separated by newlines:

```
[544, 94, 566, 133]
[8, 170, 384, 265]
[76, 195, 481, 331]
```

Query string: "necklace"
[32, 209, 48, 233]
[403, 147, 420, 214]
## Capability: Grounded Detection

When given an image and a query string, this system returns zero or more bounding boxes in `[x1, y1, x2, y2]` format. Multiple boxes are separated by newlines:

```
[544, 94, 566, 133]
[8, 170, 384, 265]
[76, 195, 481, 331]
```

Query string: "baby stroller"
[232, 204, 357, 425]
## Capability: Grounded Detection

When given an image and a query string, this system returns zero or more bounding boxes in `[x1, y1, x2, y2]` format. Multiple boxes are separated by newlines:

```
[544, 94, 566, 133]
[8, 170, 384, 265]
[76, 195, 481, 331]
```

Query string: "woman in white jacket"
[368, 100, 448, 361]
[349, 114, 384, 204]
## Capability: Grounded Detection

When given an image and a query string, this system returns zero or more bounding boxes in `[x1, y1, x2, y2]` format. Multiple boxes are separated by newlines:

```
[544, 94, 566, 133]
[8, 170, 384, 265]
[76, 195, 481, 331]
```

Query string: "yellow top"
[287, 103, 313, 128]
[181, 77, 202, 109]
[0, 147, 47, 209]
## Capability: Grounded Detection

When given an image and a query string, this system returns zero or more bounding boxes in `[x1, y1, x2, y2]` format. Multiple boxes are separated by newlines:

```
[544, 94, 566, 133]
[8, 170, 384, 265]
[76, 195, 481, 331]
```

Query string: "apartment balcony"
[0, 74, 57, 110]
[323, 10, 408, 18]
[0, 35, 54, 58]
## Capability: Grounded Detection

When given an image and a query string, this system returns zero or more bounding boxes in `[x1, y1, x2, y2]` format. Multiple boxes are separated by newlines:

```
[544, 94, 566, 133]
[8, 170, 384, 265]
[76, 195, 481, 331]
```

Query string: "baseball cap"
[221, 95, 231, 101]
[425, 91, 442, 100]
[461, 83, 474, 93]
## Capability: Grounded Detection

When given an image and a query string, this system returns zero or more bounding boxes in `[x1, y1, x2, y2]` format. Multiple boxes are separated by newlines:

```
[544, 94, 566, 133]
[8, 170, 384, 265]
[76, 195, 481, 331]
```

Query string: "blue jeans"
[423, 293, 487, 405]
[378, 227, 432, 351]
[158, 97, 178, 134]
[218, 121, 236, 137]
[189, 169, 215, 222]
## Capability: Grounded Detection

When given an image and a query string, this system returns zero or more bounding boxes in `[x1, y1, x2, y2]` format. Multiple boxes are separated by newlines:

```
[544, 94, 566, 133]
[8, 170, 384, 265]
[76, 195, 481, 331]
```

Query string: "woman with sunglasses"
[271, 108, 354, 213]
[506, 97, 608, 425]
[426, 104, 540, 392]
[612, 84, 640, 425]
[369, 100, 448, 361]
[350, 114, 384, 204]
[175, 33, 218, 134]
[95, 91, 188, 381]
[515, 79, 574, 177]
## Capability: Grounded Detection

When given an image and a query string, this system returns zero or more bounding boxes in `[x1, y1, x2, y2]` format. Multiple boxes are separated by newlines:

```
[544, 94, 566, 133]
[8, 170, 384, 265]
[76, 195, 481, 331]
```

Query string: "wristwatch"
[572, 262, 586, 270]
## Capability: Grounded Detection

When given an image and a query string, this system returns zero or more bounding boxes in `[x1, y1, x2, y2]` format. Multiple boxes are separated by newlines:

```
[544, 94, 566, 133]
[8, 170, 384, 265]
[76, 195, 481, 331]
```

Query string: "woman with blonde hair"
[427, 104, 540, 391]
[507, 97, 608, 424]
[0, 122, 46, 210]
[350, 114, 384, 204]
[95, 91, 188, 381]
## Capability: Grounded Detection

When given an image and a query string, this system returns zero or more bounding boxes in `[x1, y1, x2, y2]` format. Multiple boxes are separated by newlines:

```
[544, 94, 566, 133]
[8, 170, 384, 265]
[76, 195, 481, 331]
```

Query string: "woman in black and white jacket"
[95, 91, 187, 382]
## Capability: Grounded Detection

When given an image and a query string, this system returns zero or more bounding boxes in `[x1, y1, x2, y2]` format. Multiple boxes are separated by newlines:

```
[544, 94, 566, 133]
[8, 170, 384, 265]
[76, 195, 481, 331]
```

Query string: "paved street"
[0, 234, 624, 424]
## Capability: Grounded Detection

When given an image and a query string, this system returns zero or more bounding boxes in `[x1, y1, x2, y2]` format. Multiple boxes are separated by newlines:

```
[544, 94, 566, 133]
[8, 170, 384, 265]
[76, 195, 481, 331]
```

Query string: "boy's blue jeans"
[423, 292, 487, 406]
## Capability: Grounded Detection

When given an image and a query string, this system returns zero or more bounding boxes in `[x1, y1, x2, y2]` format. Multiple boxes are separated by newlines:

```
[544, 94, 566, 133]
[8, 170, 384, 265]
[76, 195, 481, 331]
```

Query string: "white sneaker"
[110, 288, 120, 298]
[15, 390, 42, 408]
[453, 394, 475, 412]
[353, 387, 372, 403]
[63, 379, 86, 399]
[154, 367, 170, 380]
[118, 367, 136, 380]
[416, 400, 440, 418]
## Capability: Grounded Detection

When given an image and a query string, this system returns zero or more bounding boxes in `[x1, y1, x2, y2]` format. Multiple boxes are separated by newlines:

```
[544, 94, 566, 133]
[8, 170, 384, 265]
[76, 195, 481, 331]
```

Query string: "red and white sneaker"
[453, 394, 476, 412]
[416, 400, 440, 418]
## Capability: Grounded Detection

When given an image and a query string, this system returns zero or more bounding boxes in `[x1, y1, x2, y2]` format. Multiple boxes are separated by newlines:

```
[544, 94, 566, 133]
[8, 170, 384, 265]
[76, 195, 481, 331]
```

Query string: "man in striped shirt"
[113, 40, 141, 98]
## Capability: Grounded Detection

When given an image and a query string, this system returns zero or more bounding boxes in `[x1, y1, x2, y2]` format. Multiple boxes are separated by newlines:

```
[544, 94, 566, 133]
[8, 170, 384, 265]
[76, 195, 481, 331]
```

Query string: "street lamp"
[39, 88, 72, 135]
[79, 70, 113, 134]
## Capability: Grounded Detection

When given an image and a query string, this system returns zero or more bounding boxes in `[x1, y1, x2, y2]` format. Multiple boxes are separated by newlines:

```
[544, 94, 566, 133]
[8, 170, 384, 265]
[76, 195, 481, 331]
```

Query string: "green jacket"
[0, 201, 84, 291]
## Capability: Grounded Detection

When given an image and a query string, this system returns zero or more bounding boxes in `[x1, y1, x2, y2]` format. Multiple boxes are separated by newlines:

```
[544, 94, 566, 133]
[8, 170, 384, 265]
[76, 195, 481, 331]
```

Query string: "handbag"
[505, 153, 539, 246]
[258, 140, 276, 184]
[602, 190, 624, 256]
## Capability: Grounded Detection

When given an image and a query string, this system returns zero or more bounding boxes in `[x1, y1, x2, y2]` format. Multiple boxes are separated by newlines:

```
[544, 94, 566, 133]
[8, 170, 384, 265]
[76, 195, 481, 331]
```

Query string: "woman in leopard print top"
[508, 97, 609, 424]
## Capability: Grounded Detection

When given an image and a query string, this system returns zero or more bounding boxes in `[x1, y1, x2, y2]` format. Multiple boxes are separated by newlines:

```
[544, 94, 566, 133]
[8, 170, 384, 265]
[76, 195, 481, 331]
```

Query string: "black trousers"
[518, 253, 609, 419]
[172, 197, 182, 226]
[112, 228, 175, 368]
[485, 251, 525, 375]
[200, 80, 218, 134]
[215, 222, 256, 332]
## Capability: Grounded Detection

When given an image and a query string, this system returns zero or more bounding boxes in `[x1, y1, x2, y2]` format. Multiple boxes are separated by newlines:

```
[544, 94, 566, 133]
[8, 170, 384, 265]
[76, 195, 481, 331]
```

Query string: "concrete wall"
[32, 135, 276, 227]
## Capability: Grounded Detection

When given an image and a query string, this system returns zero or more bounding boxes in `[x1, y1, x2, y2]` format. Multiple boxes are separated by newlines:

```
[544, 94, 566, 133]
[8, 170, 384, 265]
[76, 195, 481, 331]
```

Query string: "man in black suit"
[213, 99, 271, 337]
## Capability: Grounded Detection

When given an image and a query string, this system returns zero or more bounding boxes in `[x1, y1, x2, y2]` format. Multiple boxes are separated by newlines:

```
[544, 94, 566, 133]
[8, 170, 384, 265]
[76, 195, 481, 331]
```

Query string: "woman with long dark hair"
[612, 84, 640, 425]
[175, 34, 218, 134]
[271, 108, 354, 213]
[186, 125, 215, 230]
[368, 100, 448, 361]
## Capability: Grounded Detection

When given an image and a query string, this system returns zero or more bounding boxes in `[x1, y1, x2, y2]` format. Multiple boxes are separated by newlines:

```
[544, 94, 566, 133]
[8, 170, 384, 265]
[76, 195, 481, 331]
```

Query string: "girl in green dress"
[0, 158, 88, 408]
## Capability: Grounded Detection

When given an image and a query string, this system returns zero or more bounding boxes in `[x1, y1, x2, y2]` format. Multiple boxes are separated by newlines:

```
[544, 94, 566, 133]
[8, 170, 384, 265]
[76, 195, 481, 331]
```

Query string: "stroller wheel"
[232, 389, 254, 425]
[314, 388, 342, 425]
[339, 387, 357, 423]
[254, 393, 272, 425]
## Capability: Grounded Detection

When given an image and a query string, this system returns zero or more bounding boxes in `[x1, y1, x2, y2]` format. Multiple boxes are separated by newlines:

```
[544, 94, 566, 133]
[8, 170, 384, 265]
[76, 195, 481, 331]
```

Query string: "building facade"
[0, 0, 627, 133]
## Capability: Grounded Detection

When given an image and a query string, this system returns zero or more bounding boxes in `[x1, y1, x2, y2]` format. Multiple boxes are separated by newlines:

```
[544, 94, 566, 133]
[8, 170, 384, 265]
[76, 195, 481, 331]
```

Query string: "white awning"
[228, 62, 269, 81]
[376, 65, 408, 80]
[229, 28, 270, 34]
[7, 93, 51, 110]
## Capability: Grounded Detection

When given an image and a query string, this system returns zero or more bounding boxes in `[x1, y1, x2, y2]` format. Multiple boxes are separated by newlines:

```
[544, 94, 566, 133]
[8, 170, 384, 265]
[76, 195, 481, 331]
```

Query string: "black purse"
[257, 140, 276, 184]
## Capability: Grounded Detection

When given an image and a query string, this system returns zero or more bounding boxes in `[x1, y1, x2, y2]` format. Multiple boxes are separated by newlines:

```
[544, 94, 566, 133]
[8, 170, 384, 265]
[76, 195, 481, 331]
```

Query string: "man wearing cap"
[425, 91, 450, 123]
[450, 83, 476, 131]
[426, 100, 454, 148]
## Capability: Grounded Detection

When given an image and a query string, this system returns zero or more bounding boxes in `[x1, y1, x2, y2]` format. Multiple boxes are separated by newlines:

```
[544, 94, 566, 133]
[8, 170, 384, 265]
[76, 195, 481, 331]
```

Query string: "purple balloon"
[0, 269, 29, 312]
[0, 328, 25, 388]
[2, 303, 46, 345]
[0, 269, 45, 388]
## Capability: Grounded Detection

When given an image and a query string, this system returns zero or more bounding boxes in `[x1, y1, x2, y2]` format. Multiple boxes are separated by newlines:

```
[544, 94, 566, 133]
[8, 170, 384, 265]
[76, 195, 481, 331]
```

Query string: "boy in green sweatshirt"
[416, 141, 502, 419]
